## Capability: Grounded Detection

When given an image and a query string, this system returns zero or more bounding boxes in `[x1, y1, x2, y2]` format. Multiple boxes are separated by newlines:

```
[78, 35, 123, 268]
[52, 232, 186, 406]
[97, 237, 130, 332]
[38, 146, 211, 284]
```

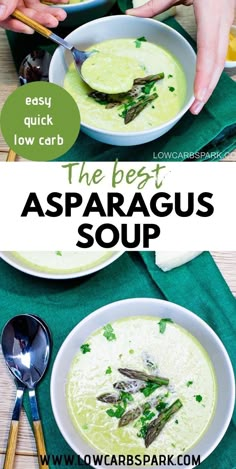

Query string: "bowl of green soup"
[49, 0, 117, 28]
[49, 16, 196, 146]
[51, 298, 235, 468]
[0, 251, 122, 279]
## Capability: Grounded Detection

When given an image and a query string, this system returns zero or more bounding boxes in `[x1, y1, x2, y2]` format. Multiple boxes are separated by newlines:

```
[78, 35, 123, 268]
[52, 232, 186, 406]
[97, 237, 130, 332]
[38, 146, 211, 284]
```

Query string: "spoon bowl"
[19, 50, 52, 85]
[2, 314, 50, 389]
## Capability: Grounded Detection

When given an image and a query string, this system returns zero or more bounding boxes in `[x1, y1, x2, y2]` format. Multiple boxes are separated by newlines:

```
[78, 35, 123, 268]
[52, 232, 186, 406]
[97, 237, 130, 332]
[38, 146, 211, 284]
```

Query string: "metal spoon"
[1, 314, 51, 469]
[19, 49, 52, 85]
[12, 9, 92, 82]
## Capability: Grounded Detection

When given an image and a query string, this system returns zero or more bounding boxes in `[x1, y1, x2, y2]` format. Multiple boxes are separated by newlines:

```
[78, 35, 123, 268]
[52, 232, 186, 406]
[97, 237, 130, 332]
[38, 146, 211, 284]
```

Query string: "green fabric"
[0, 251, 235, 468]
[6, 16, 236, 162]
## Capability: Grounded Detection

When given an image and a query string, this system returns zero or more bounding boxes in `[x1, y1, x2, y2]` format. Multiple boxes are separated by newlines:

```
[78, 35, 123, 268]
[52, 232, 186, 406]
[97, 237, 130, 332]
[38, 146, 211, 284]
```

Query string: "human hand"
[126, 0, 235, 114]
[0, 0, 67, 33]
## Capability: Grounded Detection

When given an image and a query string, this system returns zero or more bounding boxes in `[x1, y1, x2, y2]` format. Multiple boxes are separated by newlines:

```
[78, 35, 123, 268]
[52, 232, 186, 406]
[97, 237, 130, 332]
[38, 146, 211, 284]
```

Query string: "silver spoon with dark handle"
[12, 9, 91, 79]
[1, 314, 51, 469]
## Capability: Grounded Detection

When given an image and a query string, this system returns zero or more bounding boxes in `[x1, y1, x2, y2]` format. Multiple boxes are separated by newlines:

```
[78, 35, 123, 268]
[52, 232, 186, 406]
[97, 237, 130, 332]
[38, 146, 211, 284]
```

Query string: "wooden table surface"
[0, 5, 236, 469]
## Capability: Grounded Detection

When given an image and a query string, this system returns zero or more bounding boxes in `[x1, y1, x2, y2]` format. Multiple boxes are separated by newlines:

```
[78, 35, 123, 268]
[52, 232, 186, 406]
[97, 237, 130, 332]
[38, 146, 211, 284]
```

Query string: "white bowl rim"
[50, 297, 235, 468]
[51, 0, 110, 9]
[0, 251, 123, 280]
[49, 15, 196, 136]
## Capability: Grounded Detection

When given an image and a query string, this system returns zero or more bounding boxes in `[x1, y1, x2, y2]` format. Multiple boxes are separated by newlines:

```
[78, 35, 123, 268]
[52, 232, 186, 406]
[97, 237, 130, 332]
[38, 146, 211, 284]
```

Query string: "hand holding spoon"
[12, 9, 92, 81]
[1, 314, 51, 469]
[11, 9, 142, 94]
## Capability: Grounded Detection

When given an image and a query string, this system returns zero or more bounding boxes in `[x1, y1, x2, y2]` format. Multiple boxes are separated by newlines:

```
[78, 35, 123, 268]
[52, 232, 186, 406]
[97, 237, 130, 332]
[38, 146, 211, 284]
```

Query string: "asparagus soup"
[64, 38, 186, 132]
[67, 316, 216, 457]
[11, 251, 113, 274]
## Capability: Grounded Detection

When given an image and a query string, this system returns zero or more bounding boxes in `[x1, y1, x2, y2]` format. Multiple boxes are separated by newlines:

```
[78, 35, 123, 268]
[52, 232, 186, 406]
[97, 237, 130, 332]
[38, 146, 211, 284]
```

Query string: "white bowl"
[0, 251, 123, 280]
[49, 16, 196, 146]
[51, 298, 235, 469]
[50, 0, 116, 28]
[225, 25, 236, 69]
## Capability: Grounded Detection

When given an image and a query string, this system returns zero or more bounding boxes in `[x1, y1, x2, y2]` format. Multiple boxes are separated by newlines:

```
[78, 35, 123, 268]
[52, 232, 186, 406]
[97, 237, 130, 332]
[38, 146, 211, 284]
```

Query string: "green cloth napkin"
[6, 16, 236, 162]
[0, 252, 235, 468]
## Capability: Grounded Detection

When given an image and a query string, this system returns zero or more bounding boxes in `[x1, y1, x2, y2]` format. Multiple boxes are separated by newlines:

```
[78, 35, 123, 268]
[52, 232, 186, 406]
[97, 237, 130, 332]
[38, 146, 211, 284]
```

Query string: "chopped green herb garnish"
[129, 349, 135, 354]
[143, 403, 151, 412]
[168, 86, 175, 92]
[171, 443, 176, 448]
[105, 393, 133, 419]
[137, 425, 148, 438]
[142, 410, 155, 420]
[186, 380, 193, 387]
[137, 410, 155, 438]
[120, 391, 134, 407]
[82, 424, 89, 430]
[134, 36, 147, 48]
[105, 366, 112, 375]
[141, 382, 160, 397]
[56, 251, 62, 256]
[106, 405, 125, 418]
[195, 395, 203, 403]
[80, 343, 91, 354]
[156, 401, 168, 412]
[168, 74, 173, 78]
[175, 419, 179, 424]
[119, 98, 140, 120]
[158, 318, 174, 334]
[103, 324, 116, 341]
[141, 81, 156, 95]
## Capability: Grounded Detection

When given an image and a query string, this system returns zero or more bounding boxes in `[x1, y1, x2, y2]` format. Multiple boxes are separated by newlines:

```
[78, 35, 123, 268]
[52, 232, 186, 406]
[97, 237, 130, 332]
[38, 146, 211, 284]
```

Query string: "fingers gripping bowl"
[51, 298, 235, 468]
[49, 16, 196, 146]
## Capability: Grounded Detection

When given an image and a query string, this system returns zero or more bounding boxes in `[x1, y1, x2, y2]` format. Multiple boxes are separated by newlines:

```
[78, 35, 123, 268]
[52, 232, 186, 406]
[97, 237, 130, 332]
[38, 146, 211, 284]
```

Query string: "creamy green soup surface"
[64, 38, 187, 132]
[12, 251, 113, 274]
[67, 316, 216, 457]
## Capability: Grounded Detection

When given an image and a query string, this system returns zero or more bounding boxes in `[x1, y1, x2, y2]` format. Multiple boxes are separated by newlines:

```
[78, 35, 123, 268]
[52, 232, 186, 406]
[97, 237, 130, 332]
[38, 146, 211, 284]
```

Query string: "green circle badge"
[0, 82, 80, 161]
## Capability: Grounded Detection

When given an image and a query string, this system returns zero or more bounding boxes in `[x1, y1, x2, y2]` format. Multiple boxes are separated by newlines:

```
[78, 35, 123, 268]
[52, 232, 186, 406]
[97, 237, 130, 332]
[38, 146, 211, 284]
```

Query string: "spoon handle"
[29, 390, 49, 469]
[6, 149, 17, 162]
[3, 387, 24, 469]
[33, 421, 49, 469]
[12, 9, 73, 52]
[3, 422, 19, 469]
[12, 9, 52, 39]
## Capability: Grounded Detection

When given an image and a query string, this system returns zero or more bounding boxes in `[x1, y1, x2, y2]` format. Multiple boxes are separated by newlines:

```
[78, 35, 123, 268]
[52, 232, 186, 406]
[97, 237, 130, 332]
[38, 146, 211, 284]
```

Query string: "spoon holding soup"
[11, 9, 142, 94]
